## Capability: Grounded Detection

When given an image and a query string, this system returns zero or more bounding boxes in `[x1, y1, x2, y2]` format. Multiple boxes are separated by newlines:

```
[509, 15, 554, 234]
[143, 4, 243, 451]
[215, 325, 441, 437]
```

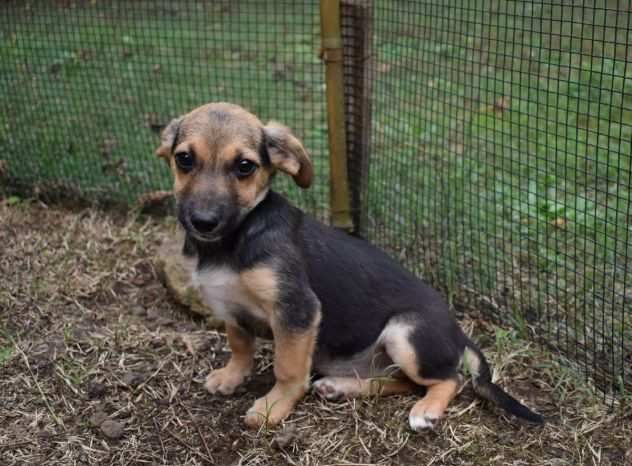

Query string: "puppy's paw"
[244, 395, 296, 429]
[408, 397, 443, 431]
[244, 383, 305, 429]
[312, 377, 346, 400]
[409, 412, 437, 430]
[244, 407, 269, 429]
[205, 366, 249, 395]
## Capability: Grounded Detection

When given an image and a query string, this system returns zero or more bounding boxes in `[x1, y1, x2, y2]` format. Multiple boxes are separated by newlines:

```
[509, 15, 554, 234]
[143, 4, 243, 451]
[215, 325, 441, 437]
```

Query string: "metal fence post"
[341, 0, 372, 236]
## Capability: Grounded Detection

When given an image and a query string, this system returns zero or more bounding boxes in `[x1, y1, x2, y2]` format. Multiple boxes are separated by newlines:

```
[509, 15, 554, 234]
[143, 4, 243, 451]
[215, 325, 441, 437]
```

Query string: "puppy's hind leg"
[407, 378, 459, 430]
[313, 376, 416, 400]
[381, 316, 464, 430]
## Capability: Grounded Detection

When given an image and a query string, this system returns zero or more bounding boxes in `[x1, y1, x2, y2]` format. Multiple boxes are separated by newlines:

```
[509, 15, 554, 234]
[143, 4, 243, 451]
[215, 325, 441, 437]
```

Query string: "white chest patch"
[193, 266, 267, 323]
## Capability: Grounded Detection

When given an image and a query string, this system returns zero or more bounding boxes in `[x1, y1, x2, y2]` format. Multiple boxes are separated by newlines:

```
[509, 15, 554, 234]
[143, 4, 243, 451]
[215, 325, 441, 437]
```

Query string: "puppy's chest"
[194, 266, 270, 332]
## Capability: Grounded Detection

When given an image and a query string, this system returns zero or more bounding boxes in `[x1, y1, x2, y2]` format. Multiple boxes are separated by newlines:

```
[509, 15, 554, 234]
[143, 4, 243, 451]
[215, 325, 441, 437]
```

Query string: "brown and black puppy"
[156, 102, 543, 430]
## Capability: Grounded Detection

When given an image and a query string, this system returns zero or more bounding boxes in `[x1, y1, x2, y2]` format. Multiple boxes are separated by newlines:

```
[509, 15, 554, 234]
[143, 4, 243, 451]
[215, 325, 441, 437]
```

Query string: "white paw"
[409, 413, 437, 431]
[312, 378, 344, 400]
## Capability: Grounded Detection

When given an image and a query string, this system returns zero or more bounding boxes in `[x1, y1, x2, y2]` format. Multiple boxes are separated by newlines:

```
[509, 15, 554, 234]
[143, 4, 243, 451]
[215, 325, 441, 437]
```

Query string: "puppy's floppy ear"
[263, 121, 313, 188]
[155, 116, 183, 162]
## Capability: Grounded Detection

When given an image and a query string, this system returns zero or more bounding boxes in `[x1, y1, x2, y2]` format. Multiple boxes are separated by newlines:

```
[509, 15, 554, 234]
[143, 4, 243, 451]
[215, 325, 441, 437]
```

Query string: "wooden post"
[341, 0, 372, 235]
[320, 0, 354, 231]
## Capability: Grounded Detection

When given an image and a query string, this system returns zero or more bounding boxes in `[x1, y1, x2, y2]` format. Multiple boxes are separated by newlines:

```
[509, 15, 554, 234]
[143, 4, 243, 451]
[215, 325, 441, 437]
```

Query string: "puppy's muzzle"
[178, 204, 226, 242]
[190, 211, 220, 235]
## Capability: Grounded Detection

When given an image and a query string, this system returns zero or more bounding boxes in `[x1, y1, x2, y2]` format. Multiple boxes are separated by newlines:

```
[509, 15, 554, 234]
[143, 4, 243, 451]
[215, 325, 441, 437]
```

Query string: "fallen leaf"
[551, 217, 567, 228]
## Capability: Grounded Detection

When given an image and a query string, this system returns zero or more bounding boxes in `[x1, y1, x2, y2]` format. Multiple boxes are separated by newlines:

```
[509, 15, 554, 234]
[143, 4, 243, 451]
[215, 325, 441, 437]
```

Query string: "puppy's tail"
[463, 340, 544, 424]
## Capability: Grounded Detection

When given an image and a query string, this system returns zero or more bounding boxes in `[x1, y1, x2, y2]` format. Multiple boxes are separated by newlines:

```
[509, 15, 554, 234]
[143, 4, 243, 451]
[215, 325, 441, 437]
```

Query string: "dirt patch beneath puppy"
[0, 199, 630, 465]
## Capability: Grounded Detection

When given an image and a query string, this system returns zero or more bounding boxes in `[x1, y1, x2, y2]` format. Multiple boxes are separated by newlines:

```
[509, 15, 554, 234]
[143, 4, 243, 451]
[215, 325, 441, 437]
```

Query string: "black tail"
[463, 341, 544, 424]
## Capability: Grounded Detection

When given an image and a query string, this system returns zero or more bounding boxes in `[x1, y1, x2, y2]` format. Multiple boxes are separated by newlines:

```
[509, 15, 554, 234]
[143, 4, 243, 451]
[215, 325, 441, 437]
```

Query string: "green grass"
[365, 0, 631, 392]
[0, 1, 629, 393]
[0, 346, 13, 366]
[0, 0, 329, 214]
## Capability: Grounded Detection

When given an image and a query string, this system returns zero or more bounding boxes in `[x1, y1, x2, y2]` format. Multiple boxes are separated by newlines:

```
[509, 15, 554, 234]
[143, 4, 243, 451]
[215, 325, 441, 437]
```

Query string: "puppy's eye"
[174, 152, 195, 172]
[235, 159, 257, 178]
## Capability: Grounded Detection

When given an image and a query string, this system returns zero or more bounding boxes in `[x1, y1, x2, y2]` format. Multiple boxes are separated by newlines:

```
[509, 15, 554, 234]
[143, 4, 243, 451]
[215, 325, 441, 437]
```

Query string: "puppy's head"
[155, 102, 313, 242]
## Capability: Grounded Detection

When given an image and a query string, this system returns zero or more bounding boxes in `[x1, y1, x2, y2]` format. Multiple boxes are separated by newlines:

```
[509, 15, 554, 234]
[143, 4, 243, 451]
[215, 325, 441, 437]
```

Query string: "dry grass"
[0, 198, 630, 466]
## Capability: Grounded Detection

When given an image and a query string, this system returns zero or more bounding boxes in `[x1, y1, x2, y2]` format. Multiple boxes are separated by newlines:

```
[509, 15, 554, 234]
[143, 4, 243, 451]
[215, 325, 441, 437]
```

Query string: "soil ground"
[1, 199, 630, 466]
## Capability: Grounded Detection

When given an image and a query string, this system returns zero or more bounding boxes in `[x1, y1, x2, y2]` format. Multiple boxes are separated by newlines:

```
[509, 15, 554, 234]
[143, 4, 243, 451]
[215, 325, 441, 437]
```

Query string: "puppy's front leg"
[206, 323, 255, 395]
[244, 314, 319, 428]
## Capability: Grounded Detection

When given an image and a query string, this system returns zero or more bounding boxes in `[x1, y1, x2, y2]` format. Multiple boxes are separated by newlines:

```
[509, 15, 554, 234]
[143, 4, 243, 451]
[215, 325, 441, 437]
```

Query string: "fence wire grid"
[1, 1, 630, 401]
[0, 0, 329, 216]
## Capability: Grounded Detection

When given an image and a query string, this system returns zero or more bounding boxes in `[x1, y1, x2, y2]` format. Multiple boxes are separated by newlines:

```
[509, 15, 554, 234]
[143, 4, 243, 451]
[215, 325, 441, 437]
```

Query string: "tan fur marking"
[168, 140, 196, 196]
[244, 317, 319, 428]
[217, 142, 247, 166]
[380, 322, 459, 389]
[314, 376, 416, 399]
[224, 323, 256, 370]
[240, 267, 279, 316]
[205, 323, 256, 395]
[234, 166, 271, 211]
[409, 378, 459, 427]
[155, 116, 183, 161]
[264, 121, 313, 188]
[155, 102, 308, 211]
[379, 322, 428, 385]
[173, 170, 187, 195]
[155, 144, 170, 160]
[195, 266, 268, 323]
[229, 138, 272, 212]
[170, 136, 233, 199]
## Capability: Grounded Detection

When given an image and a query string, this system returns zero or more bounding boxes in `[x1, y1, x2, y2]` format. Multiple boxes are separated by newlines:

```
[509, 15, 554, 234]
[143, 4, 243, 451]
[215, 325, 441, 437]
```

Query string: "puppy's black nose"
[190, 212, 220, 234]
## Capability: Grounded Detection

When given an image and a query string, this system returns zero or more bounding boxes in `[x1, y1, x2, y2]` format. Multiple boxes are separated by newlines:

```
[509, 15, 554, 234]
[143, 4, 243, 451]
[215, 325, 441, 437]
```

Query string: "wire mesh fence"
[0, 0, 329, 216]
[361, 0, 631, 400]
[1, 1, 630, 400]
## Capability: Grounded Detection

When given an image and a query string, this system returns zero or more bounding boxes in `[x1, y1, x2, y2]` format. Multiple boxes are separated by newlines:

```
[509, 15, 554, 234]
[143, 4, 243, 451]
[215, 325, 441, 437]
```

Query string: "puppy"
[156, 102, 543, 429]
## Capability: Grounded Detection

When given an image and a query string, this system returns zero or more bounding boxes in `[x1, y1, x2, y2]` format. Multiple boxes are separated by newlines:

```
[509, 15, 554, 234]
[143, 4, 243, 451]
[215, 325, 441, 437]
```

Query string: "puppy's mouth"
[187, 230, 223, 244]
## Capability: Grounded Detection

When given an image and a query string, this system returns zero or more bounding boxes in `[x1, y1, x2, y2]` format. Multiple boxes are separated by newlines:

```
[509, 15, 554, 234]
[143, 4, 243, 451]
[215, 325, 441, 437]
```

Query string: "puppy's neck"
[183, 189, 286, 268]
